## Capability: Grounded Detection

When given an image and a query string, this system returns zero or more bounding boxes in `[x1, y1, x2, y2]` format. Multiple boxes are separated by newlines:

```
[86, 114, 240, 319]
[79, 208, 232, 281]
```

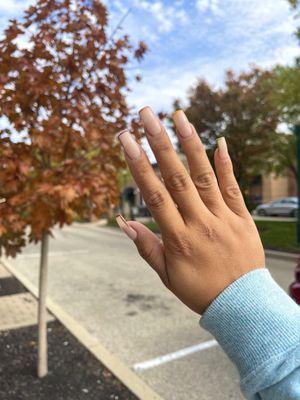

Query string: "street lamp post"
[294, 123, 300, 245]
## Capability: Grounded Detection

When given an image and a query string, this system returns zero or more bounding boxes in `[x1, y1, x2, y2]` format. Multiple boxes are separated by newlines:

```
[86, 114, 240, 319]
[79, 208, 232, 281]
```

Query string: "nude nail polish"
[117, 130, 141, 160]
[139, 106, 161, 136]
[116, 214, 137, 241]
[173, 110, 192, 138]
[217, 137, 229, 160]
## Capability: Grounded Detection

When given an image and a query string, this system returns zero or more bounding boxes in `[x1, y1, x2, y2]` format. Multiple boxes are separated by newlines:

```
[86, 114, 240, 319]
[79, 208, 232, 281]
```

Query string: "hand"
[116, 107, 265, 314]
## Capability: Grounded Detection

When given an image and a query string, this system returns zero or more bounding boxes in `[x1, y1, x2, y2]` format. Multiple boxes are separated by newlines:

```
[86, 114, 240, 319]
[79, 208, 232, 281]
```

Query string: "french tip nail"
[139, 105, 151, 115]
[116, 129, 129, 140]
[217, 137, 229, 159]
[217, 136, 225, 145]
[117, 130, 141, 160]
[116, 214, 137, 241]
[173, 110, 192, 138]
[139, 106, 161, 136]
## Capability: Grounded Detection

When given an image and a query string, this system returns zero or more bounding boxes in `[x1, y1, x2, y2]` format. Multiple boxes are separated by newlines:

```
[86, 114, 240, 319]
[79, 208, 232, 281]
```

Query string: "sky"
[104, 0, 300, 113]
[0, 0, 299, 114]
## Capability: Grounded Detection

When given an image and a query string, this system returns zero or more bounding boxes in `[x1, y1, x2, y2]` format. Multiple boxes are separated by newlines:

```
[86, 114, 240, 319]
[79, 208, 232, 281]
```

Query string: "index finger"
[117, 129, 185, 234]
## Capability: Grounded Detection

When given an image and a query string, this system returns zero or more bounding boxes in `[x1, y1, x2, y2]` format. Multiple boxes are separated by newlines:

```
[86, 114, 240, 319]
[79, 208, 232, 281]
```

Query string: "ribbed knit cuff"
[200, 269, 300, 396]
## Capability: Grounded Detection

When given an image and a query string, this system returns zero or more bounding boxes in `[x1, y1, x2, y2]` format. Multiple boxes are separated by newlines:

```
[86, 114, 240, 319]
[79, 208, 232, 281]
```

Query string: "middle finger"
[173, 111, 226, 217]
[139, 106, 209, 223]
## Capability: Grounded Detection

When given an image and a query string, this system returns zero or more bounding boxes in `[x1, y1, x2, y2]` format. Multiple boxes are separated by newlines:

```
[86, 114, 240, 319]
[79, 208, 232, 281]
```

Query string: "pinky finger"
[116, 215, 170, 288]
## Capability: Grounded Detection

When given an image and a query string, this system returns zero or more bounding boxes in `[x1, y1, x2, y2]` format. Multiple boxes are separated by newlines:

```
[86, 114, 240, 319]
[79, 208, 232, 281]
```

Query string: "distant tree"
[180, 68, 281, 203]
[271, 66, 300, 122]
[272, 1, 300, 117]
[288, 0, 300, 48]
[271, 133, 297, 179]
[269, 65, 300, 180]
[0, 0, 146, 378]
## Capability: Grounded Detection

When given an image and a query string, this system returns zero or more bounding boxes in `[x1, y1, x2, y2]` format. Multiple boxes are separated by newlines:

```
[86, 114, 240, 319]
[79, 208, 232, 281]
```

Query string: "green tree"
[269, 66, 299, 183]
[271, 66, 300, 121]
[288, 0, 300, 45]
[271, 133, 297, 179]
[180, 67, 281, 203]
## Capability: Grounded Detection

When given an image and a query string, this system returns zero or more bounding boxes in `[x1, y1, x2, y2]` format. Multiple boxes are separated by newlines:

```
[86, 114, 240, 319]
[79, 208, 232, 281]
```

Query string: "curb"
[265, 249, 299, 262]
[2, 259, 164, 400]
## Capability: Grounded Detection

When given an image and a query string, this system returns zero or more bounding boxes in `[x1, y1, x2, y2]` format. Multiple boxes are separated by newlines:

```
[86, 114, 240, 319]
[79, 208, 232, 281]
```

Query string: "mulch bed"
[0, 277, 27, 297]
[0, 320, 137, 400]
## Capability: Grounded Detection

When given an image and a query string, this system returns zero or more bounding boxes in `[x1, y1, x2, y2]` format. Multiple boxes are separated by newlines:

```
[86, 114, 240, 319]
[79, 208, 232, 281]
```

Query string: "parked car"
[255, 197, 298, 217]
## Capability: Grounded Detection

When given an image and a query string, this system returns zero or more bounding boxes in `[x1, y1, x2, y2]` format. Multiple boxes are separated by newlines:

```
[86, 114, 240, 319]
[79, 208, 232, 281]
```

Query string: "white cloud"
[176, 9, 189, 24]
[0, 0, 35, 41]
[111, 0, 128, 14]
[128, 39, 299, 114]
[0, 0, 34, 17]
[133, 0, 189, 33]
[196, 0, 222, 16]
[196, 0, 209, 12]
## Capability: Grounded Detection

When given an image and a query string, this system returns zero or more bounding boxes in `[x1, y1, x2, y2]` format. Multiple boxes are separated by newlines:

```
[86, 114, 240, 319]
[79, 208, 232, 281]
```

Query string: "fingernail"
[116, 214, 137, 241]
[173, 110, 193, 138]
[217, 137, 229, 160]
[139, 106, 161, 136]
[117, 130, 141, 160]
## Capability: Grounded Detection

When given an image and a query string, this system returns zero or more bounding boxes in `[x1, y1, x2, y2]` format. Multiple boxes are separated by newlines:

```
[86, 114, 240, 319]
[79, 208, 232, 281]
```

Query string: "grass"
[107, 218, 160, 233]
[108, 218, 300, 254]
[255, 220, 300, 254]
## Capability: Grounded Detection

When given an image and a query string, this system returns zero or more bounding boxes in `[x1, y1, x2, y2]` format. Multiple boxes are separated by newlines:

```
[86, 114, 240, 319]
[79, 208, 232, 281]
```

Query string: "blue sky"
[105, 0, 299, 113]
[0, 0, 299, 115]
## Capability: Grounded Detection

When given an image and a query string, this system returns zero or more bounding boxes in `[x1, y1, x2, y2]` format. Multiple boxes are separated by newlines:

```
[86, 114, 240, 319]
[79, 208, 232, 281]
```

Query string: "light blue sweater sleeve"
[200, 268, 300, 399]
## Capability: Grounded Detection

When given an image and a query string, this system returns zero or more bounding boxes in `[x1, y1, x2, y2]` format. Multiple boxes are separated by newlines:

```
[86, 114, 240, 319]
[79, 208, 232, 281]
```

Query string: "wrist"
[200, 268, 300, 396]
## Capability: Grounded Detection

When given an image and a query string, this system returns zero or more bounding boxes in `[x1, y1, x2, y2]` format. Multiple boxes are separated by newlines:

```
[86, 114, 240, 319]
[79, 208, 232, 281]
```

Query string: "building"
[250, 169, 296, 205]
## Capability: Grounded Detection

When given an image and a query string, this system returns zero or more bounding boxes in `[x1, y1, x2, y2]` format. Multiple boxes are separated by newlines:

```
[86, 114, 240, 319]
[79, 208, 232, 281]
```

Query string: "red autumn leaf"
[0, 0, 147, 257]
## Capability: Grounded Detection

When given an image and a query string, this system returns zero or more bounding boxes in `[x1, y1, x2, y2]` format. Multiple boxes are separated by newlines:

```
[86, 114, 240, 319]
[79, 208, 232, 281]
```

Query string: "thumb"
[116, 215, 169, 288]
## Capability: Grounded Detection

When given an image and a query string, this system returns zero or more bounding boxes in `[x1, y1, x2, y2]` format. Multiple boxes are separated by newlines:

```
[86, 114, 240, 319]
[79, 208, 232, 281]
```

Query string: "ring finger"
[173, 110, 226, 216]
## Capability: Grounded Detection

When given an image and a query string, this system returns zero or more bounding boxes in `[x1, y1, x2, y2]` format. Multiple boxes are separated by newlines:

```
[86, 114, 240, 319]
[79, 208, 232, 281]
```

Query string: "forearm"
[200, 269, 300, 400]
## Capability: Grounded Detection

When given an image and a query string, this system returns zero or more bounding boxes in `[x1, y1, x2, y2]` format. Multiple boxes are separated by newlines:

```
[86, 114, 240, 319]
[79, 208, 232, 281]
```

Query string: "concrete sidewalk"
[0, 262, 162, 400]
[0, 264, 53, 332]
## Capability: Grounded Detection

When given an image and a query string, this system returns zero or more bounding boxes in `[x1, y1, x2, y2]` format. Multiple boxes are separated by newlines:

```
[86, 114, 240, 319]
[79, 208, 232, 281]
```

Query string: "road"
[4, 223, 297, 400]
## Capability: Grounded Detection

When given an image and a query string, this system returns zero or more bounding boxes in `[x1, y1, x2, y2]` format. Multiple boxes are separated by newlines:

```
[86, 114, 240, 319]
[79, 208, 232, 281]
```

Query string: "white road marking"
[18, 249, 89, 259]
[133, 339, 218, 371]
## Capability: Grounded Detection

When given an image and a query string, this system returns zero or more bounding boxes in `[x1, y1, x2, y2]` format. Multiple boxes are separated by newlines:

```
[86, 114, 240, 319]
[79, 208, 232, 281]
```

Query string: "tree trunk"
[37, 231, 49, 378]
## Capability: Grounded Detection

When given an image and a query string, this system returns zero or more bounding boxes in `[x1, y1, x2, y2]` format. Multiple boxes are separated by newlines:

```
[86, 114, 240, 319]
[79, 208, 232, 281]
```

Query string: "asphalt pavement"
[4, 223, 297, 400]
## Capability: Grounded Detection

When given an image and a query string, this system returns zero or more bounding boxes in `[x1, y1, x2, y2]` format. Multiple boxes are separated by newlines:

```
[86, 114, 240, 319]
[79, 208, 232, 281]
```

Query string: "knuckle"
[194, 223, 218, 242]
[202, 224, 218, 241]
[153, 141, 172, 154]
[166, 231, 193, 257]
[166, 171, 188, 192]
[193, 171, 215, 190]
[136, 159, 150, 179]
[221, 159, 233, 175]
[146, 189, 165, 210]
[225, 184, 241, 199]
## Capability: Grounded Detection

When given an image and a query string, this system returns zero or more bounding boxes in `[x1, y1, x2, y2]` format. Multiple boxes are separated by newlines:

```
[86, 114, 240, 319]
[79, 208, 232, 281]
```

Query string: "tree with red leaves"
[0, 0, 147, 377]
